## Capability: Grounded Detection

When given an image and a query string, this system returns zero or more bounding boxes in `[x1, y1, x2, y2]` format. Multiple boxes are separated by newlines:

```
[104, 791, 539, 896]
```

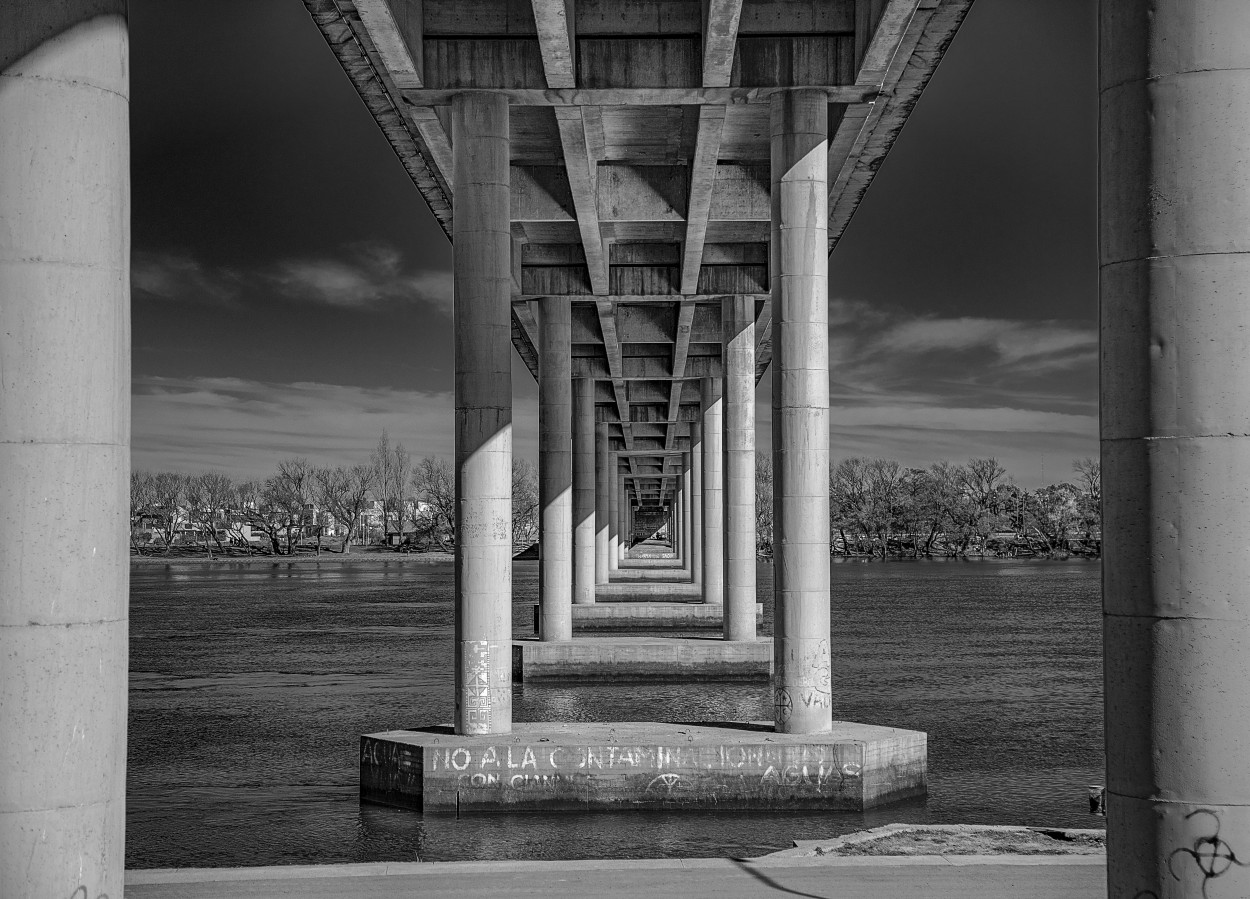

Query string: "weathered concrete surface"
[770, 90, 832, 735]
[360, 720, 924, 812]
[700, 379, 724, 603]
[1100, 3, 1250, 896]
[537, 296, 572, 641]
[511, 638, 772, 682]
[690, 421, 704, 587]
[722, 294, 757, 641]
[451, 92, 513, 736]
[0, 8, 130, 899]
[595, 423, 610, 585]
[532, 602, 764, 631]
[126, 858, 1106, 899]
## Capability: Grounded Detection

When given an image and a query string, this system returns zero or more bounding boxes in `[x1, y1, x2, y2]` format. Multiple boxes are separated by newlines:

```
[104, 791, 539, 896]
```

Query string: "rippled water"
[127, 557, 1104, 868]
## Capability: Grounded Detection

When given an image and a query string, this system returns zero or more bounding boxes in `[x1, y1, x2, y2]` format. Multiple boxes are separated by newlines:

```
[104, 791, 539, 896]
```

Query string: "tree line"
[756, 455, 1101, 559]
[131, 431, 539, 556]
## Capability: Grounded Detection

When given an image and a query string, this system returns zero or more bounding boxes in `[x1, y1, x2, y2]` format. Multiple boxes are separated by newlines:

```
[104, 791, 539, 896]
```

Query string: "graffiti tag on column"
[462, 641, 492, 731]
[1168, 810, 1249, 899]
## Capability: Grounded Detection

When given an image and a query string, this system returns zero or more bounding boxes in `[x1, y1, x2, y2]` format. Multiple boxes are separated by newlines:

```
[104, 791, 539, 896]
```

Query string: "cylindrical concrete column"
[682, 452, 693, 573]
[1, 9, 130, 897]
[618, 475, 628, 560]
[676, 489, 685, 563]
[701, 378, 725, 604]
[723, 295, 758, 640]
[608, 455, 619, 573]
[538, 296, 572, 641]
[572, 377, 596, 603]
[452, 92, 512, 736]
[1101, 4, 1250, 895]
[690, 421, 704, 586]
[595, 423, 610, 584]
[770, 90, 831, 735]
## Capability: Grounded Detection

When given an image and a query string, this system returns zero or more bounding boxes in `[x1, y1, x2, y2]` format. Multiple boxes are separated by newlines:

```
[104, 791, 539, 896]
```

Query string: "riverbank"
[125, 853, 1106, 899]
[130, 549, 456, 565]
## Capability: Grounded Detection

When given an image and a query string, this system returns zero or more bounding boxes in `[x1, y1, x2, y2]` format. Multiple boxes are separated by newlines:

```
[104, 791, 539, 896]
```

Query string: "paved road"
[128, 856, 1106, 898]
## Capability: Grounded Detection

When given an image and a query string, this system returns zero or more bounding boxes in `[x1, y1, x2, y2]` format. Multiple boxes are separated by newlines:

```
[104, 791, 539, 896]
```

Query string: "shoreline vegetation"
[132, 433, 1102, 563]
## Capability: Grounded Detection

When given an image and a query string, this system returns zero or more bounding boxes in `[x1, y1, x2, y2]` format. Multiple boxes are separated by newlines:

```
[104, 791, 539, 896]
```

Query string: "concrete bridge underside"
[7, 0, 1250, 896]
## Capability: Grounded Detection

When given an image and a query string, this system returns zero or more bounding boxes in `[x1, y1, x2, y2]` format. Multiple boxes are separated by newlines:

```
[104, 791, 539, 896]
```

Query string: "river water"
[127, 557, 1104, 868]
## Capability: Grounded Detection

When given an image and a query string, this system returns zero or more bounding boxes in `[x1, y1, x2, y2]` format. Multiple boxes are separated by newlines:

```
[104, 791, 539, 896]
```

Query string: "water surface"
[127, 557, 1104, 867]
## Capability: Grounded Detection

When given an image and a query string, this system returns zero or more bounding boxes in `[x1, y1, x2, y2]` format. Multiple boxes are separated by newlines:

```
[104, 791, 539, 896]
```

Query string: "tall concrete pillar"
[723, 295, 758, 640]
[538, 296, 572, 641]
[595, 423, 610, 584]
[682, 452, 693, 573]
[701, 378, 725, 604]
[1, 8, 130, 896]
[1101, 4, 1250, 895]
[770, 90, 831, 734]
[572, 377, 596, 603]
[608, 456, 619, 573]
[690, 420, 704, 586]
[452, 91, 513, 736]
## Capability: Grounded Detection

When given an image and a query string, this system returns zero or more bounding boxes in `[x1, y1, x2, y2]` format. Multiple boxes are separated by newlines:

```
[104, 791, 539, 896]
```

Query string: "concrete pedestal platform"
[610, 568, 690, 581]
[533, 602, 764, 631]
[512, 637, 771, 681]
[597, 582, 702, 598]
[360, 720, 926, 813]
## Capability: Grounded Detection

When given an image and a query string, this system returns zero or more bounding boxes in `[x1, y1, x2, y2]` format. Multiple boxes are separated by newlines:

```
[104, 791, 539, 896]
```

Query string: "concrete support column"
[723, 295, 758, 640]
[770, 90, 831, 734]
[701, 378, 725, 604]
[572, 377, 596, 603]
[682, 452, 693, 573]
[452, 92, 513, 736]
[690, 421, 704, 586]
[595, 423, 610, 584]
[1101, 4, 1250, 895]
[0, 9, 130, 896]
[538, 296, 572, 642]
[608, 457, 619, 573]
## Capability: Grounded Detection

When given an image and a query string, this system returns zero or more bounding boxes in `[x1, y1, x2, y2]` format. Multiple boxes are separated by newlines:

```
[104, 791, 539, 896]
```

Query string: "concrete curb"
[126, 853, 1106, 885]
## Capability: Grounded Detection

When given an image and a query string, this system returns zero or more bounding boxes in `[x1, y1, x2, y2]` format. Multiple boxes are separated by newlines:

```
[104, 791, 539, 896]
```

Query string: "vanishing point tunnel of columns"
[9, 0, 1250, 895]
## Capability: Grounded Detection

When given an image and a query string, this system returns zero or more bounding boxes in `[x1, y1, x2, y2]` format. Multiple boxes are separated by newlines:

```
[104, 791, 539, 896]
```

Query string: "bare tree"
[411, 456, 455, 547]
[266, 458, 313, 554]
[148, 471, 191, 553]
[755, 451, 772, 555]
[130, 470, 159, 554]
[313, 463, 376, 552]
[371, 431, 413, 541]
[511, 459, 538, 547]
[186, 472, 235, 559]
[236, 479, 284, 554]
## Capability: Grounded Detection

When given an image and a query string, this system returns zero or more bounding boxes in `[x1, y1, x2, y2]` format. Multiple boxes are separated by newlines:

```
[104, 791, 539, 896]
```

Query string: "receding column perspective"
[452, 92, 513, 736]
[770, 90, 831, 735]
[691, 421, 705, 587]
[701, 378, 725, 604]
[573, 377, 596, 604]
[538, 296, 573, 641]
[722, 295, 758, 641]
[595, 422, 611, 585]
[1101, 3, 1250, 895]
[1, 7, 130, 897]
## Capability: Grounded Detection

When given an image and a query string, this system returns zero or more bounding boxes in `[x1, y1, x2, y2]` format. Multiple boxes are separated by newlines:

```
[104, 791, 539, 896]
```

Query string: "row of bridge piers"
[449, 90, 835, 737]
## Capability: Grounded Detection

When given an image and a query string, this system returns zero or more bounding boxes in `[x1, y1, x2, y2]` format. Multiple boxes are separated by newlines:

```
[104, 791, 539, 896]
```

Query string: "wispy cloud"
[871, 315, 1096, 370]
[132, 242, 452, 314]
[133, 375, 538, 480]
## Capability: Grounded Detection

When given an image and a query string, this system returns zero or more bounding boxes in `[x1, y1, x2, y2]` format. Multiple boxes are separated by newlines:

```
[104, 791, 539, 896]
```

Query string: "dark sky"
[130, 0, 1097, 487]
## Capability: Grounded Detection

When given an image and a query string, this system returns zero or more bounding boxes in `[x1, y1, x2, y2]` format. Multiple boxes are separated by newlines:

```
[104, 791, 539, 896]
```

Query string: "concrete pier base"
[360, 720, 926, 813]
[532, 602, 764, 631]
[512, 637, 772, 681]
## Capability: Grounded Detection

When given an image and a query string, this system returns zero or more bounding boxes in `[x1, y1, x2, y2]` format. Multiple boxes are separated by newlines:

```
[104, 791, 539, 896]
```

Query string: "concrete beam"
[555, 107, 610, 294]
[530, 0, 576, 89]
[403, 86, 880, 106]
